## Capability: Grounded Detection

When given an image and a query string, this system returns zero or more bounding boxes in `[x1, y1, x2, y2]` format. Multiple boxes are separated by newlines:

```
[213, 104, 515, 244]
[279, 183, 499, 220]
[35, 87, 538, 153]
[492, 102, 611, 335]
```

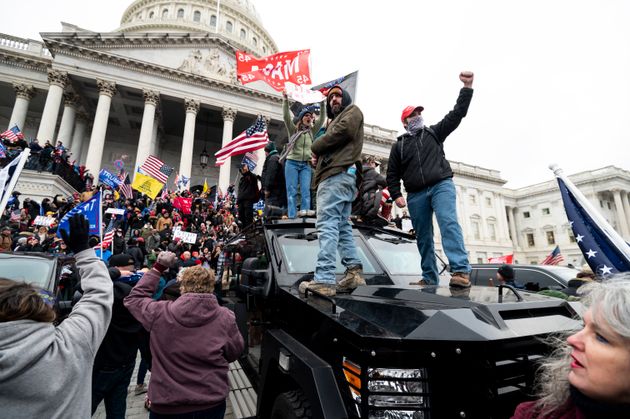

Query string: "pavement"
[93, 357, 236, 419]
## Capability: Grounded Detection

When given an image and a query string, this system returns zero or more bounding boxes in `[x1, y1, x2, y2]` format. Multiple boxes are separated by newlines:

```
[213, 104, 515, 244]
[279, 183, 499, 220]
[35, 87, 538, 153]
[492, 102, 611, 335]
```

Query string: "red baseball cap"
[400, 105, 424, 123]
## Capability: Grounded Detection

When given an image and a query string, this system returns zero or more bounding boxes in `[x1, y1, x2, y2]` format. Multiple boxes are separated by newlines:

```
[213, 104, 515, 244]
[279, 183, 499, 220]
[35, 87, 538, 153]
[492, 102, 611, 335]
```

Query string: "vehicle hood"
[306, 285, 583, 341]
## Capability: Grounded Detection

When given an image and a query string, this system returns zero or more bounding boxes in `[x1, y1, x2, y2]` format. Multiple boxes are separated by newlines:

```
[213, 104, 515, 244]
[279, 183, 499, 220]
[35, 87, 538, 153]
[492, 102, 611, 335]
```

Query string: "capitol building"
[1, 0, 629, 266]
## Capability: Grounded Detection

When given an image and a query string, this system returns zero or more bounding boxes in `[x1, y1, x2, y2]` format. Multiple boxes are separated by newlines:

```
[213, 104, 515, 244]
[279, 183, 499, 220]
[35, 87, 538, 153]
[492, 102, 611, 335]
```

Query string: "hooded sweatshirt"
[124, 268, 244, 415]
[0, 249, 113, 419]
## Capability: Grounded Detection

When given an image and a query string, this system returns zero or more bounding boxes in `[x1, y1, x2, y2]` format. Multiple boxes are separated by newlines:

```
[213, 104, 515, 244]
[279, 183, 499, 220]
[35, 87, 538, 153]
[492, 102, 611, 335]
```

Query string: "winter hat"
[497, 264, 515, 280]
[109, 254, 134, 268]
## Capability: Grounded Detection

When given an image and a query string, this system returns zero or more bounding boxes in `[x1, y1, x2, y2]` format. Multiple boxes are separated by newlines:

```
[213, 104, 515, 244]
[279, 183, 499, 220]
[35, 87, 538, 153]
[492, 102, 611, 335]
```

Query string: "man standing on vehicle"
[299, 85, 365, 297]
[387, 72, 475, 288]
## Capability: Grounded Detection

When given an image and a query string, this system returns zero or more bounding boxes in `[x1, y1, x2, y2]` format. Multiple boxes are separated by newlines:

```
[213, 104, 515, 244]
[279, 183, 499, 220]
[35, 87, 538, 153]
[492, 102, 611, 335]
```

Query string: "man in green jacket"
[282, 91, 326, 218]
[298, 86, 365, 297]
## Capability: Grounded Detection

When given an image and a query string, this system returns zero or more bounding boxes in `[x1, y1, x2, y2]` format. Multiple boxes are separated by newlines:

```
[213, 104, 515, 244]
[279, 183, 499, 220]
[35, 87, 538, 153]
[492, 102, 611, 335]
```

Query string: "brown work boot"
[449, 272, 471, 288]
[299, 280, 336, 297]
[409, 279, 428, 286]
[337, 266, 366, 293]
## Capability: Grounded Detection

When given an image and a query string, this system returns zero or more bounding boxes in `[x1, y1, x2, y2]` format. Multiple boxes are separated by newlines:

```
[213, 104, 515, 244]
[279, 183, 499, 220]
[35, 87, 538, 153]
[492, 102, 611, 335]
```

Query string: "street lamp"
[199, 147, 209, 169]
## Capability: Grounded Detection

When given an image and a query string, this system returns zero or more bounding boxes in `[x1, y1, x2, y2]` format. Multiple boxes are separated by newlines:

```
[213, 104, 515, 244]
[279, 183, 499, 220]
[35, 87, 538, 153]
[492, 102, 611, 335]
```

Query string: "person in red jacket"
[512, 278, 630, 419]
[124, 251, 244, 418]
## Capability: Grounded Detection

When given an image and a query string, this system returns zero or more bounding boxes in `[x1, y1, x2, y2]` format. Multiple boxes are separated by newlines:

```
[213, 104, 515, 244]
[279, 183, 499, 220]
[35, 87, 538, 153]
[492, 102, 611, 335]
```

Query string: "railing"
[0, 33, 52, 57]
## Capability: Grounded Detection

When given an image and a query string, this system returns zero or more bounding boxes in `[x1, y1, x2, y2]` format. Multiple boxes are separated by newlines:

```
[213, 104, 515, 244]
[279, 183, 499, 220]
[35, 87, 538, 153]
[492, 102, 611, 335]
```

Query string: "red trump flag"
[236, 50, 311, 91]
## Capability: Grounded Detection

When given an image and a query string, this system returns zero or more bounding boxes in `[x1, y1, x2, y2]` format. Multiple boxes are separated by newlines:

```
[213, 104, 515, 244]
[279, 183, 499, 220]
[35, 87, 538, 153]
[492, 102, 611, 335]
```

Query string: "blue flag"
[57, 192, 101, 238]
[98, 169, 122, 189]
[557, 175, 630, 275]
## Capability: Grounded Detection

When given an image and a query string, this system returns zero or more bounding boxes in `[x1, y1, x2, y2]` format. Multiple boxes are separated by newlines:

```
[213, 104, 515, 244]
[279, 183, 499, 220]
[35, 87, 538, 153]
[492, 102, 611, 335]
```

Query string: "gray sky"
[4, 0, 630, 188]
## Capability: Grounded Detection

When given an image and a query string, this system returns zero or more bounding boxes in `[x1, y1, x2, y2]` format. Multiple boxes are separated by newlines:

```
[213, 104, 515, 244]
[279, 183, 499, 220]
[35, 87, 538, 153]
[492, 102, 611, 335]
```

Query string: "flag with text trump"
[553, 165, 630, 275]
[236, 49, 311, 91]
[215, 116, 268, 166]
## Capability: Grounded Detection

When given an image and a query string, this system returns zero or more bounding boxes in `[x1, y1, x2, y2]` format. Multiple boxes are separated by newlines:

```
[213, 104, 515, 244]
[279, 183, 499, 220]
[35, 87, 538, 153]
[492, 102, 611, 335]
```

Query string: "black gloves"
[60, 214, 90, 254]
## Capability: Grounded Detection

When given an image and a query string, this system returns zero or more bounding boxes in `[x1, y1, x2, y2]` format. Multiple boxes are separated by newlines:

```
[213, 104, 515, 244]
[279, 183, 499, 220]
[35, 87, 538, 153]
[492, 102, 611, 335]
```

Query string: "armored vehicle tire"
[270, 390, 312, 419]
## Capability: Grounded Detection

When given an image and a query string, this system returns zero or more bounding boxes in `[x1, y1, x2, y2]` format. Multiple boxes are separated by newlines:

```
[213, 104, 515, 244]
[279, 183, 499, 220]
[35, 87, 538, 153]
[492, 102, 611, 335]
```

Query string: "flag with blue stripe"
[57, 192, 101, 238]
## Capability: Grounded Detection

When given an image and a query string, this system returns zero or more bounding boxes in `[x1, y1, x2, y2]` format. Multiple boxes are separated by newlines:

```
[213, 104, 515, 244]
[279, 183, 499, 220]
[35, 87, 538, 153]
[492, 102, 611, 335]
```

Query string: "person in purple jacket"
[124, 251, 244, 419]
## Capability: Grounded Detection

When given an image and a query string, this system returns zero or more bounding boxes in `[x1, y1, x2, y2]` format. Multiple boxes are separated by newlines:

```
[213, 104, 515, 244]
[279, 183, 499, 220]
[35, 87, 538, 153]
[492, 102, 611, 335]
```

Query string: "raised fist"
[156, 251, 177, 268]
[459, 71, 474, 87]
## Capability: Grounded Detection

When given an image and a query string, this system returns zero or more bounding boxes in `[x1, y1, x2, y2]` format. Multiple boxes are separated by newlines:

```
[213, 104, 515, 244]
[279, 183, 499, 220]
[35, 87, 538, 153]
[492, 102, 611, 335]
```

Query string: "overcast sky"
[4, 0, 630, 188]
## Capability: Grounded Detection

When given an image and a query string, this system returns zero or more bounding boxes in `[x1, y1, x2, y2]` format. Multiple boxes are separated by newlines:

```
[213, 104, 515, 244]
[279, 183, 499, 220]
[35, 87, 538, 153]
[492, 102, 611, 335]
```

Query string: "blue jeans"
[285, 159, 312, 218]
[91, 362, 135, 418]
[407, 178, 470, 284]
[314, 171, 362, 284]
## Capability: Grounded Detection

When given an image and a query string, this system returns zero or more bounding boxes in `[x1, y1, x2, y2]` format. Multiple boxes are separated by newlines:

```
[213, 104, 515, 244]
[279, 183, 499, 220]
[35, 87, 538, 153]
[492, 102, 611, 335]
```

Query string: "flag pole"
[550, 164, 630, 261]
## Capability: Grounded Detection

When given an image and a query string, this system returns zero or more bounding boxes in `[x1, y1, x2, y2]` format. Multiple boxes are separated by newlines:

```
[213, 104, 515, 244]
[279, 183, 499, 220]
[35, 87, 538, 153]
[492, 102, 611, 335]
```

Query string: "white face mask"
[406, 115, 425, 135]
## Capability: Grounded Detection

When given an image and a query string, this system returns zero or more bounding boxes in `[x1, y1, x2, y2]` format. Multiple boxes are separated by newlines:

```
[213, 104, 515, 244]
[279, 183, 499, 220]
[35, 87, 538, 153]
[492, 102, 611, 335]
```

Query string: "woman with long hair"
[512, 277, 630, 418]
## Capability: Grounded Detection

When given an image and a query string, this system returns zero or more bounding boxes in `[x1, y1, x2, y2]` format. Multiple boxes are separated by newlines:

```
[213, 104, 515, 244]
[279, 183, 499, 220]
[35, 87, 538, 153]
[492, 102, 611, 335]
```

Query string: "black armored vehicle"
[223, 218, 583, 419]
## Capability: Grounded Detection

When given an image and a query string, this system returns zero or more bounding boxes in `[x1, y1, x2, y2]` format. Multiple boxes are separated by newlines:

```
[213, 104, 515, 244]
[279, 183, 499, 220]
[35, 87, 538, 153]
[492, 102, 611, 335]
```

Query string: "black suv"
[0, 252, 77, 320]
[219, 218, 583, 419]
[470, 264, 580, 291]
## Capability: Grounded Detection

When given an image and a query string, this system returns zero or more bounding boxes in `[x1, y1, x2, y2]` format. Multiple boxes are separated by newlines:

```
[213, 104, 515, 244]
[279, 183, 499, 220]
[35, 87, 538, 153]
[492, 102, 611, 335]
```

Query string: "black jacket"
[127, 245, 145, 270]
[237, 170, 259, 202]
[261, 151, 286, 202]
[387, 87, 473, 199]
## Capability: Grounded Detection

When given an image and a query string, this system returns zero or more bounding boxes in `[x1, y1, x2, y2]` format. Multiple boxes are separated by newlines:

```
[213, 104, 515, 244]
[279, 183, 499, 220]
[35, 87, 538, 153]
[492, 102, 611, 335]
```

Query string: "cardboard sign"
[34, 215, 56, 227]
[105, 208, 126, 215]
[173, 229, 197, 244]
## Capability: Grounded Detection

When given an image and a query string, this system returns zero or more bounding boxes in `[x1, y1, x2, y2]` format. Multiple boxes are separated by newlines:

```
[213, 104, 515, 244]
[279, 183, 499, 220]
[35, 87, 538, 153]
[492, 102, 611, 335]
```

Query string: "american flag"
[555, 169, 630, 275]
[541, 245, 565, 265]
[95, 218, 116, 249]
[119, 172, 133, 200]
[140, 155, 173, 183]
[0, 125, 24, 143]
[0, 142, 6, 159]
[215, 116, 268, 166]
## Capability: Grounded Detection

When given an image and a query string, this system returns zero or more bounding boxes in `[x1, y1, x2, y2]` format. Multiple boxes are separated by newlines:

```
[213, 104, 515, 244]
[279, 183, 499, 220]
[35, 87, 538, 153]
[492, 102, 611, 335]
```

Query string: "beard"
[332, 103, 343, 116]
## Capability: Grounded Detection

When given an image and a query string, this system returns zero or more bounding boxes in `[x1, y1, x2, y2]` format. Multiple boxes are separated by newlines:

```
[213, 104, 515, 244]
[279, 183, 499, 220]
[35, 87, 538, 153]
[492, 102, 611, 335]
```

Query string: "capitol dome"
[118, 0, 277, 57]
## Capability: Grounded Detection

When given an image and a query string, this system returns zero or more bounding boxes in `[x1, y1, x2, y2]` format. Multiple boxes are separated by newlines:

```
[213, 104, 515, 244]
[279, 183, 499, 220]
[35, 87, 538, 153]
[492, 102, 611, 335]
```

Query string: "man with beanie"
[489, 264, 523, 289]
[387, 72, 475, 288]
[261, 141, 287, 215]
[237, 163, 260, 228]
[299, 85, 365, 297]
[281, 91, 326, 218]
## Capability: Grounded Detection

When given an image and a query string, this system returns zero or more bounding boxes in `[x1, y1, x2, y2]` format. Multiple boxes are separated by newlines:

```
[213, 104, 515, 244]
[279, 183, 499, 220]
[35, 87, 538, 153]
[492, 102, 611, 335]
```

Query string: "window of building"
[527, 233, 535, 247]
[476, 252, 487, 264]
[210, 15, 217, 26]
[607, 202, 611, 210]
[600, 200, 603, 208]
[546, 231, 555, 245]
[469, 195, 476, 205]
[177, 8, 184, 18]
[523, 211, 530, 218]
[137, 13, 142, 20]
[542, 208, 550, 215]
[162, 8, 169, 18]
[488, 223, 497, 241]
[149, 11, 155, 18]
[240, 29, 246, 39]
[253, 37, 257, 46]
[485, 197, 492, 207]
[569, 231, 576, 243]
[262, 45, 267, 53]
[226, 21, 233, 33]
[471, 221, 480, 240]
[193, 10, 201, 22]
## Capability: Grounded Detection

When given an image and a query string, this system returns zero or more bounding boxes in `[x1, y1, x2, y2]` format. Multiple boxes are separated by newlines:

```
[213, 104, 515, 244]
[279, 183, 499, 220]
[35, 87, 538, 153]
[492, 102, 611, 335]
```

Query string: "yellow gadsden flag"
[131, 172, 164, 199]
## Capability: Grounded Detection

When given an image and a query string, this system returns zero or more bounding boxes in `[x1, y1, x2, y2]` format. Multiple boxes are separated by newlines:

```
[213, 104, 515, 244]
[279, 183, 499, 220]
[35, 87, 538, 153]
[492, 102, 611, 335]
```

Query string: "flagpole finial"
[549, 163, 563, 176]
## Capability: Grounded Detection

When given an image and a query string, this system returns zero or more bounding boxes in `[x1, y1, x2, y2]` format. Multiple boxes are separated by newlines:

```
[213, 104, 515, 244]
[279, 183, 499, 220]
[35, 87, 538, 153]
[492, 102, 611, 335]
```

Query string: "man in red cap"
[386, 72, 474, 288]
[298, 85, 365, 297]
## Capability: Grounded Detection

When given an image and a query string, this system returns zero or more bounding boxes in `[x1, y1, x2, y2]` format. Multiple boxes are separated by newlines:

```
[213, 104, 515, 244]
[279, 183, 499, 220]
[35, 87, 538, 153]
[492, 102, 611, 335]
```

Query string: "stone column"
[496, 194, 510, 244]
[56, 92, 80, 148]
[37, 69, 68, 142]
[135, 89, 160, 174]
[179, 99, 199, 179]
[9, 83, 35, 130]
[218, 107, 237, 194]
[622, 191, 630, 233]
[456, 186, 469, 241]
[149, 110, 160, 158]
[612, 189, 630, 238]
[70, 113, 88, 164]
[85, 79, 117, 175]
[507, 206, 519, 249]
